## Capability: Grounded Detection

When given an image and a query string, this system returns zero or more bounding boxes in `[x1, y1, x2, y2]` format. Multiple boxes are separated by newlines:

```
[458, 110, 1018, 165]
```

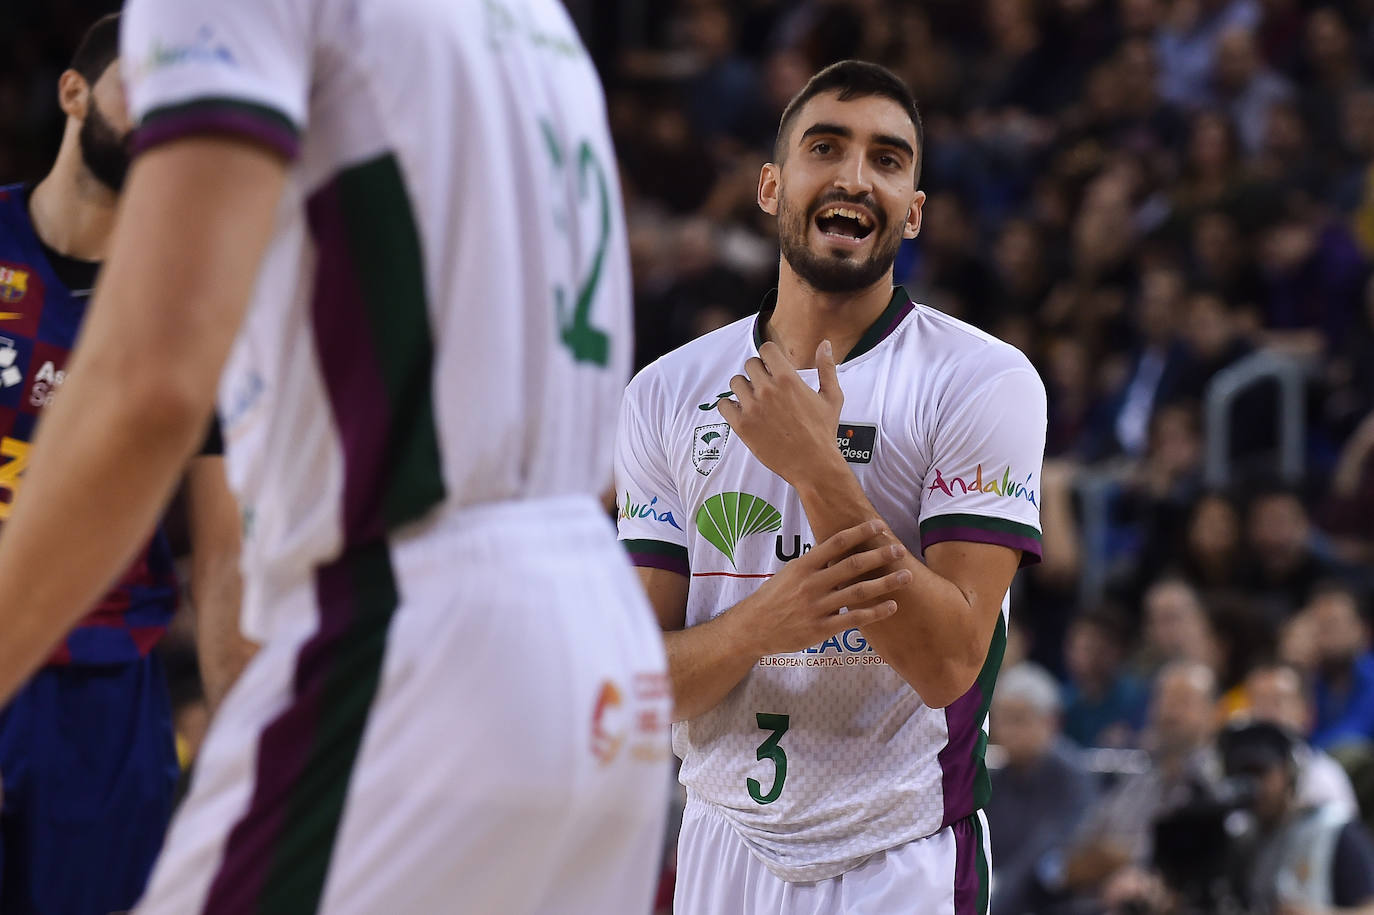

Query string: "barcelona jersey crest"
[0, 266, 28, 303]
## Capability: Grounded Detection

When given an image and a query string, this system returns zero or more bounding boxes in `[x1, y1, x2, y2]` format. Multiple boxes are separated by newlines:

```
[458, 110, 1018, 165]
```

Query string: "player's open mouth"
[814, 206, 875, 242]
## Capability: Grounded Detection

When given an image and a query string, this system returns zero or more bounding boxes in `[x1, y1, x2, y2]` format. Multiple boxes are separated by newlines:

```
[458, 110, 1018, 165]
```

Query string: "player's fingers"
[757, 341, 794, 376]
[816, 340, 842, 408]
[805, 519, 886, 567]
[827, 568, 912, 611]
[743, 356, 770, 381]
[821, 600, 898, 637]
[716, 394, 742, 424]
[728, 373, 752, 404]
[816, 541, 905, 589]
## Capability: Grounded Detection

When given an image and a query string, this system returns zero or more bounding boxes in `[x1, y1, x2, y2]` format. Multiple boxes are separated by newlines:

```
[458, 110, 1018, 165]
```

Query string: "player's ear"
[758, 162, 780, 217]
[902, 190, 926, 240]
[57, 70, 90, 121]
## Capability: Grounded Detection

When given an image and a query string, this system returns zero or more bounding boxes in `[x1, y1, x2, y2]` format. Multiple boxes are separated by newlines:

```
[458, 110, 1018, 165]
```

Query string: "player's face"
[80, 60, 132, 193]
[764, 92, 923, 294]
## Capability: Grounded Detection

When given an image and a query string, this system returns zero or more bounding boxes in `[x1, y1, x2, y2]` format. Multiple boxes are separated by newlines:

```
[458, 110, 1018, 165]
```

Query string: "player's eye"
[811, 142, 833, 155]
[877, 154, 899, 168]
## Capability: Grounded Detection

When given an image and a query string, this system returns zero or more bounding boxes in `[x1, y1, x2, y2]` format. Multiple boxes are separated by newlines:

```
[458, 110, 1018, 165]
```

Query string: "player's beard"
[777, 188, 904, 294]
[79, 102, 130, 193]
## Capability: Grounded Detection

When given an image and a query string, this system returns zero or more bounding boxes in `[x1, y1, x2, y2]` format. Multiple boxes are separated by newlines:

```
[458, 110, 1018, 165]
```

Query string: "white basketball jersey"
[123, 0, 632, 640]
[615, 288, 1047, 882]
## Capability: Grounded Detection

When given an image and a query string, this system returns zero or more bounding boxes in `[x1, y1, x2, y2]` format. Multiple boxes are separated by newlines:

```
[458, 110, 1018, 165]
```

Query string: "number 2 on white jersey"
[539, 118, 611, 367]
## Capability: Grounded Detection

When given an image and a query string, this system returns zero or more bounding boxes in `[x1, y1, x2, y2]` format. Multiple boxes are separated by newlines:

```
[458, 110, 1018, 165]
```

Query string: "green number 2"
[747, 712, 790, 805]
[539, 118, 611, 367]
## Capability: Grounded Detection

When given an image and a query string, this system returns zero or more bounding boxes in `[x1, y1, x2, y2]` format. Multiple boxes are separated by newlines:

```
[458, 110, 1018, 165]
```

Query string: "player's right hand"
[735, 519, 908, 657]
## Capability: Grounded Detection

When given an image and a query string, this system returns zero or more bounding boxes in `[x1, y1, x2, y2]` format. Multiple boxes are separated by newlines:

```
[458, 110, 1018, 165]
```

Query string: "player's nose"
[832, 151, 873, 196]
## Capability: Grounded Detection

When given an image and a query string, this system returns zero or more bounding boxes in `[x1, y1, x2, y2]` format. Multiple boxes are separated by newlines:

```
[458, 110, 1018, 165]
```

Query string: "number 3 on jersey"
[748, 712, 789, 805]
[0, 436, 28, 521]
[539, 118, 611, 367]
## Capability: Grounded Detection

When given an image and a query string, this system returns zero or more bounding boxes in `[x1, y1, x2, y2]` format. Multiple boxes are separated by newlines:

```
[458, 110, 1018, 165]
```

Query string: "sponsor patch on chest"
[836, 423, 876, 464]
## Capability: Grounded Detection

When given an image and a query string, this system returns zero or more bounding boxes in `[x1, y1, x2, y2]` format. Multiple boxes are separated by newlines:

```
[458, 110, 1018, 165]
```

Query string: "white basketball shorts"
[674, 797, 991, 915]
[137, 495, 672, 915]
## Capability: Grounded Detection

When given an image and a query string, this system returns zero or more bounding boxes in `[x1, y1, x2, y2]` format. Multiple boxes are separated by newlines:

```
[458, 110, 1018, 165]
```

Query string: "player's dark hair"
[70, 13, 121, 87]
[774, 60, 924, 186]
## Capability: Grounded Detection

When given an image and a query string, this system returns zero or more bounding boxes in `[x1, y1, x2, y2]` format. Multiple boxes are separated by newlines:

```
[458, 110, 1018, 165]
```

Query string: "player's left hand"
[718, 340, 846, 486]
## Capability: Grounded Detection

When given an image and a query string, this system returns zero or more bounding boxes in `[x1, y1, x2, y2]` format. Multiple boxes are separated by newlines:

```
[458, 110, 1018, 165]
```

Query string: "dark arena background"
[6, 1, 1374, 913]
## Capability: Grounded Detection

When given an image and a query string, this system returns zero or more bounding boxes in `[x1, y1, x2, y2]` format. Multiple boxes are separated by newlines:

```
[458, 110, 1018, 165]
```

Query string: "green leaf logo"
[696, 492, 783, 569]
[701, 431, 721, 445]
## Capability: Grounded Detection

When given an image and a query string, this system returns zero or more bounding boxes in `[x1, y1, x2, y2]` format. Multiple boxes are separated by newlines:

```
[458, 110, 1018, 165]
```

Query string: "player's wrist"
[790, 450, 860, 504]
[721, 596, 770, 662]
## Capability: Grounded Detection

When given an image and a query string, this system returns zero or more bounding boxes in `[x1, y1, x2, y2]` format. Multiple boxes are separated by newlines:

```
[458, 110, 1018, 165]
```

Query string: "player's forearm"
[0, 362, 209, 704]
[793, 466, 992, 709]
[193, 555, 256, 713]
[663, 608, 763, 721]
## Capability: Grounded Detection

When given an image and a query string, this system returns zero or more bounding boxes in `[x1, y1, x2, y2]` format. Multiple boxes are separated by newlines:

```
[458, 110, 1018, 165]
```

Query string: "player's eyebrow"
[798, 122, 852, 144]
[798, 123, 914, 160]
[871, 133, 914, 160]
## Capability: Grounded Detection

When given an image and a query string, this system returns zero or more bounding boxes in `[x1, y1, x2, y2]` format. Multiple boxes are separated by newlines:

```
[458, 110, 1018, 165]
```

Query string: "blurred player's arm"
[185, 453, 255, 713]
[720, 340, 1022, 709]
[640, 521, 906, 721]
[0, 135, 286, 705]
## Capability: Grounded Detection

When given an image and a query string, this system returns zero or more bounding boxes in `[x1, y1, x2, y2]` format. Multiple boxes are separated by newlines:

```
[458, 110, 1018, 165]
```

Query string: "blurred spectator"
[1156, 0, 1262, 107]
[1063, 607, 1151, 748]
[1222, 720, 1374, 913]
[1058, 661, 1220, 905]
[1297, 7, 1368, 156]
[1210, 24, 1294, 156]
[1243, 660, 1360, 819]
[987, 663, 1097, 915]
[1323, 410, 1374, 566]
[1244, 485, 1336, 620]
[1257, 197, 1365, 358]
[1174, 490, 1247, 594]
[1283, 581, 1374, 751]
[1184, 208, 1265, 313]
[1109, 265, 1192, 457]
[1138, 577, 1223, 676]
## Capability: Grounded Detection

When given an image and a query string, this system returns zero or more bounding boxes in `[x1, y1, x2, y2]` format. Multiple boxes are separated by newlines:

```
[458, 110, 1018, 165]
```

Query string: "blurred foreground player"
[616, 61, 1046, 914]
[0, 14, 244, 914]
[0, 0, 670, 912]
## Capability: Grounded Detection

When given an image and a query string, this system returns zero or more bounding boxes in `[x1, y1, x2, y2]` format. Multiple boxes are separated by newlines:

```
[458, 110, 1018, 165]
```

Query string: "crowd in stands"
[8, 0, 1374, 912]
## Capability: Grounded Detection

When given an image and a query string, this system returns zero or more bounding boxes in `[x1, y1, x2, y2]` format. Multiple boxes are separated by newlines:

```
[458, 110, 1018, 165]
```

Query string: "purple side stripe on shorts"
[952, 816, 981, 915]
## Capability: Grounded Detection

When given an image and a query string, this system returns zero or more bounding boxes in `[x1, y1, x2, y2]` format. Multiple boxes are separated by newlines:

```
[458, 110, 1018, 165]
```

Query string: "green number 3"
[540, 118, 611, 367]
[747, 712, 790, 805]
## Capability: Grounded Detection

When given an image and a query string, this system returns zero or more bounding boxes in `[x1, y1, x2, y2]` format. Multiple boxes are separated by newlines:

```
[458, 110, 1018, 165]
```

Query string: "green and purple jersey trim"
[920, 513, 1042, 566]
[132, 97, 300, 160]
[622, 538, 689, 576]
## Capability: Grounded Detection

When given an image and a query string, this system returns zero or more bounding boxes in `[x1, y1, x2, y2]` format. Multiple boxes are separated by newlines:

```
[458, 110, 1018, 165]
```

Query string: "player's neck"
[29, 141, 118, 263]
[764, 267, 895, 367]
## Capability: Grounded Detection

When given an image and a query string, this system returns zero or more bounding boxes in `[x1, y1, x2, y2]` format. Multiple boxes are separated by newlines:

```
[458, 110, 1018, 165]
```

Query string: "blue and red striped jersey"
[0, 183, 179, 666]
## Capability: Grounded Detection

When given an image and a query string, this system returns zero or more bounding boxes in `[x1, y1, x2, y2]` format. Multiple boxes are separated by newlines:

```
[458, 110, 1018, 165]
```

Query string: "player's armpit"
[635, 566, 688, 632]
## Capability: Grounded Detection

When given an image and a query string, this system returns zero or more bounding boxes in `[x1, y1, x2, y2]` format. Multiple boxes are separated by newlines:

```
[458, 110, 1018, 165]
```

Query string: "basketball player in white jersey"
[615, 61, 1047, 913]
[0, 0, 669, 912]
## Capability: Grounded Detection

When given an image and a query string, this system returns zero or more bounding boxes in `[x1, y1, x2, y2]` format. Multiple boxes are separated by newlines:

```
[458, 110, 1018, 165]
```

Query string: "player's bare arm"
[641, 519, 907, 721]
[720, 339, 1020, 709]
[0, 136, 285, 704]
[185, 453, 255, 714]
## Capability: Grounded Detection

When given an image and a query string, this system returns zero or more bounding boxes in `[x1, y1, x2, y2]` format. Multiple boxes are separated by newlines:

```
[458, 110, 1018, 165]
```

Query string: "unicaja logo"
[696, 492, 782, 569]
